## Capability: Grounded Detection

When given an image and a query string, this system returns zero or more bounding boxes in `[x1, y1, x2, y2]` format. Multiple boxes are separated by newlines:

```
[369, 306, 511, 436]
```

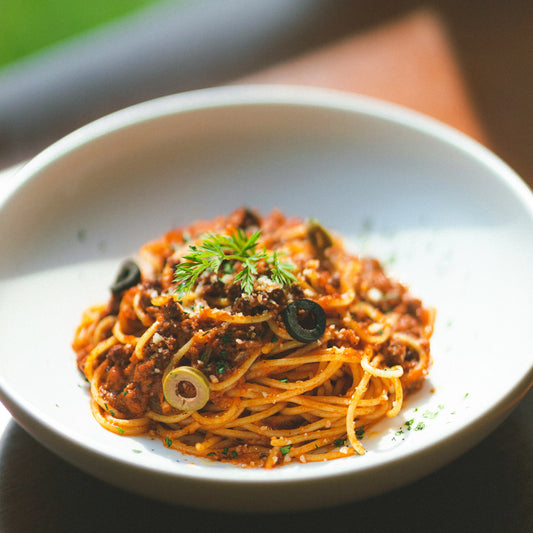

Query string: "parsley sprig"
[173, 229, 296, 297]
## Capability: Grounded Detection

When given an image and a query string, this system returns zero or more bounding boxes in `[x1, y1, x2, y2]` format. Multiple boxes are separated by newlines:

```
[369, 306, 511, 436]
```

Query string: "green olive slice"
[163, 366, 210, 411]
[307, 219, 333, 254]
[282, 299, 327, 343]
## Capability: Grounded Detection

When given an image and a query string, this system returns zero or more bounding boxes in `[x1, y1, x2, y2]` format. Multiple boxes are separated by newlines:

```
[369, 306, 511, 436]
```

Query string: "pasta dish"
[73, 208, 434, 467]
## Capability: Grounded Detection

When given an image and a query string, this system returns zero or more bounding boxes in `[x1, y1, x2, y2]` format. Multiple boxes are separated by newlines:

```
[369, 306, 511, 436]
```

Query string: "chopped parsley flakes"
[216, 360, 231, 374]
[280, 445, 291, 456]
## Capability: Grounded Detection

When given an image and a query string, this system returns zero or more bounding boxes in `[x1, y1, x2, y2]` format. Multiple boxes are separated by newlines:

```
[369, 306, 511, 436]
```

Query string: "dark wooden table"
[0, 1, 531, 531]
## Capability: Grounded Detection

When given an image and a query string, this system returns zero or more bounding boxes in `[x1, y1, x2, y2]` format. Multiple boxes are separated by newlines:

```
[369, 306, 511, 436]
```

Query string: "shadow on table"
[0, 391, 531, 533]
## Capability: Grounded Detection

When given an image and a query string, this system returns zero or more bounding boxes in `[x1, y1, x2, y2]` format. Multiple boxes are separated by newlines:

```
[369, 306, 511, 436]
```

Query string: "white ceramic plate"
[0, 86, 532, 512]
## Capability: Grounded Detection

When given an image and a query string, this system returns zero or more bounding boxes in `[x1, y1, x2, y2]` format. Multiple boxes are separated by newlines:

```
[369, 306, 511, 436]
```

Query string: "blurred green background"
[0, 0, 163, 69]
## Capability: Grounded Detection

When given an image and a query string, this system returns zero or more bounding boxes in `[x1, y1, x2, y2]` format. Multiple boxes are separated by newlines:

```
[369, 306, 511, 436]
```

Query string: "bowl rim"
[7, 84, 533, 216]
[1, 84, 532, 486]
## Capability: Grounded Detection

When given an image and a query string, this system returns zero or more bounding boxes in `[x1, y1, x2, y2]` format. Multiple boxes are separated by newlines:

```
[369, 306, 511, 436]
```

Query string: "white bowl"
[0, 86, 532, 512]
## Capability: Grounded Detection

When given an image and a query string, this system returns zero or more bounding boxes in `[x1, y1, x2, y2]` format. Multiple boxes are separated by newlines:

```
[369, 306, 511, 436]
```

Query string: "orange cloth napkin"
[239, 9, 485, 144]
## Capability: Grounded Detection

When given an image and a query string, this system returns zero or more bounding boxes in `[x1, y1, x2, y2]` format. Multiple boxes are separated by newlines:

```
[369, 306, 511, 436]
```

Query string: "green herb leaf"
[269, 250, 297, 287]
[222, 261, 234, 274]
[216, 360, 231, 374]
[173, 229, 295, 297]
[280, 445, 291, 456]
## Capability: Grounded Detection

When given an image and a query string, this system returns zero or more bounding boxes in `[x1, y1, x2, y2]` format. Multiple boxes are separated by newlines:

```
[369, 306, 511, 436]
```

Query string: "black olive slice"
[282, 299, 326, 343]
[240, 208, 261, 229]
[110, 260, 141, 294]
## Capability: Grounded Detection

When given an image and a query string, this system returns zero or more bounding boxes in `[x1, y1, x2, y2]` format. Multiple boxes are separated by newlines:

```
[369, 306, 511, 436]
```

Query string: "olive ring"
[163, 366, 210, 411]
[110, 260, 141, 294]
[282, 299, 327, 343]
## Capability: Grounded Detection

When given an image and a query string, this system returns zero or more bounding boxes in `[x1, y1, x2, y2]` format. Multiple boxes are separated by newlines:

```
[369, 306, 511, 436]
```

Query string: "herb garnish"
[173, 230, 296, 297]
[216, 360, 231, 374]
[280, 445, 291, 456]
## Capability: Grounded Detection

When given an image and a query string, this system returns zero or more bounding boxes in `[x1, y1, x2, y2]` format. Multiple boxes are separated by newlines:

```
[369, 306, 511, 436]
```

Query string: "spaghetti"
[73, 208, 434, 467]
